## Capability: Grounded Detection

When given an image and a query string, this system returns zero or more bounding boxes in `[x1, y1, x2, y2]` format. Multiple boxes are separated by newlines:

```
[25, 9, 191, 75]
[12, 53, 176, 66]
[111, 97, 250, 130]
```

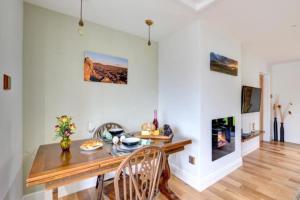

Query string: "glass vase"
[60, 137, 71, 152]
[280, 123, 285, 142]
[274, 117, 278, 141]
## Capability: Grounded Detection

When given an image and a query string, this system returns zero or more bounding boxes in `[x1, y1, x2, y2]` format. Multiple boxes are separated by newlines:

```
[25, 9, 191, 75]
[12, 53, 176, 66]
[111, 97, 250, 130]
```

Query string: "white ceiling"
[24, 0, 199, 41]
[24, 0, 300, 64]
[178, 0, 218, 11]
[198, 0, 300, 64]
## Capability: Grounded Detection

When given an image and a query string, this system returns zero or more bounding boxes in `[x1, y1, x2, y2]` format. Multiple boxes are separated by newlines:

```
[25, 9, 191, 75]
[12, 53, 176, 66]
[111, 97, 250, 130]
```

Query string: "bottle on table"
[153, 109, 159, 130]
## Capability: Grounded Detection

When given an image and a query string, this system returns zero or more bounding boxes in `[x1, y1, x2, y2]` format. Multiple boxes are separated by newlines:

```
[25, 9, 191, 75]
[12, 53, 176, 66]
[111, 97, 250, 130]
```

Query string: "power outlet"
[189, 155, 195, 165]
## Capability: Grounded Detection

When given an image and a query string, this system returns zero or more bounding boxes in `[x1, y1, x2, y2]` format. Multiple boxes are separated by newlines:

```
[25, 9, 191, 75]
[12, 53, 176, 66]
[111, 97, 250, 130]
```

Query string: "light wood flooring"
[61, 142, 300, 200]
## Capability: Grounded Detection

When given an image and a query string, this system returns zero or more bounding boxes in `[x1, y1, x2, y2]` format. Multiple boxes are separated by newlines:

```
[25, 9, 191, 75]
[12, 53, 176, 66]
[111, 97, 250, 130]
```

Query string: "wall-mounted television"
[241, 86, 261, 114]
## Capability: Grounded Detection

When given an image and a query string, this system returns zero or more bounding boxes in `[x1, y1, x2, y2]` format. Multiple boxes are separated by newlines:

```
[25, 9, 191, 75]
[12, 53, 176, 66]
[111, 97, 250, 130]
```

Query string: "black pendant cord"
[148, 25, 151, 46]
[80, 0, 82, 20]
[79, 0, 84, 26]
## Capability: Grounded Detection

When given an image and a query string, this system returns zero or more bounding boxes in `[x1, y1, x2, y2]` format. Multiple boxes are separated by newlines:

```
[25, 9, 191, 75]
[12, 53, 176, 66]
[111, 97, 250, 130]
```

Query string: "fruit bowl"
[121, 137, 141, 146]
[108, 128, 124, 136]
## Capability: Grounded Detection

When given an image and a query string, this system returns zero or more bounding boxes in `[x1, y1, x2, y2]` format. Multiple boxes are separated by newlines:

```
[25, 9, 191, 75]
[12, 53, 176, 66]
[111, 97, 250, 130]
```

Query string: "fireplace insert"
[212, 117, 235, 161]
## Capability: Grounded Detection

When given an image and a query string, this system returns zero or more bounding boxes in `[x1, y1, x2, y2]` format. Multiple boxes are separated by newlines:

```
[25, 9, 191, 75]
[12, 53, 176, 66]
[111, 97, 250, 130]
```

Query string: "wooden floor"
[61, 142, 300, 200]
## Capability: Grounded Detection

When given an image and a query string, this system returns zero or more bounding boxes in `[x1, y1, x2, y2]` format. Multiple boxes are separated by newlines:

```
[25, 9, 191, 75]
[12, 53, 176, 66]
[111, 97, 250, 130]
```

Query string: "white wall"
[23, 3, 158, 196]
[271, 61, 300, 144]
[241, 48, 271, 156]
[159, 20, 242, 191]
[0, 0, 23, 200]
[159, 21, 202, 188]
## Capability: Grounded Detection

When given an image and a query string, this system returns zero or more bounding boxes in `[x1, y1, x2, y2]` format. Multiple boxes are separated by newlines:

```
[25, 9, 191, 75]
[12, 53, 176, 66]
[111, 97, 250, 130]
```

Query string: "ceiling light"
[145, 19, 154, 46]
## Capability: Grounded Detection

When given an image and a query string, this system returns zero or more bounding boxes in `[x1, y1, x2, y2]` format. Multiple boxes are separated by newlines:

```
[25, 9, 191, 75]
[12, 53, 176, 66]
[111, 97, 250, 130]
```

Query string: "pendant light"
[78, 0, 84, 36]
[145, 19, 153, 46]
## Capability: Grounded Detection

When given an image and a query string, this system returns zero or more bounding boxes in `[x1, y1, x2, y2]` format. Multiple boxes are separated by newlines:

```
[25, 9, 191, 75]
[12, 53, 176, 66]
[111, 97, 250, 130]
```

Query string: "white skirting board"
[241, 137, 260, 157]
[170, 158, 243, 192]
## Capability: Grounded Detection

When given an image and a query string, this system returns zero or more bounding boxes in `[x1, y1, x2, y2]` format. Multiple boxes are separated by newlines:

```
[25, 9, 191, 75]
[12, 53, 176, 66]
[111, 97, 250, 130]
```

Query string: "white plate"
[122, 137, 141, 146]
[80, 144, 103, 151]
[118, 144, 142, 151]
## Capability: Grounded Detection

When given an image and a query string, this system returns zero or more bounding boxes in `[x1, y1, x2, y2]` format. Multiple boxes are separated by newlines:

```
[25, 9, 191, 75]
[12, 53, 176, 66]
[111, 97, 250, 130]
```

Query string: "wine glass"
[88, 122, 95, 140]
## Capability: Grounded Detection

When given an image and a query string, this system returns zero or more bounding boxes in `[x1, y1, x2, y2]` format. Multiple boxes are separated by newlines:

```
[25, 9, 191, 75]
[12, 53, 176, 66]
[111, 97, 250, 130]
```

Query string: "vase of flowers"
[54, 115, 76, 152]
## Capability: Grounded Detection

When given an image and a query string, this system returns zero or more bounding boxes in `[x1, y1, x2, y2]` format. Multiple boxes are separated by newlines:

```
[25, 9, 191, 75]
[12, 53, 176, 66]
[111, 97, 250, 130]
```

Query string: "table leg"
[52, 188, 58, 200]
[96, 175, 100, 189]
[159, 156, 180, 200]
[96, 175, 104, 200]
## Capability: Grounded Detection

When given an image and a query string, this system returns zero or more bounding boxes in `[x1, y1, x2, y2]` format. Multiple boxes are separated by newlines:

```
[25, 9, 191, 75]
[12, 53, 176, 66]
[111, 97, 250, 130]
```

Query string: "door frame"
[260, 73, 271, 142]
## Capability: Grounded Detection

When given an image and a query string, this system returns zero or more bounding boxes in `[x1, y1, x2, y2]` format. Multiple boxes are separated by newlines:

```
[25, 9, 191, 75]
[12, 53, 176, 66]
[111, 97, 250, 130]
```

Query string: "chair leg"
[96, 175, 113, 189]
[96, 175, 99, 189]
[52, 188, 58, 200]
[96, 175, 104, 200]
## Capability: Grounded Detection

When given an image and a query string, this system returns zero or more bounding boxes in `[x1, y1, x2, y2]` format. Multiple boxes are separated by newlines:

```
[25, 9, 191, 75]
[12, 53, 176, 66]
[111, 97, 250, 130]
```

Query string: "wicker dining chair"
[103, 146, 166, 200]
[95, 122, 124, 193]
[295, 190, 300, 200]
[93, 122, 124, 139]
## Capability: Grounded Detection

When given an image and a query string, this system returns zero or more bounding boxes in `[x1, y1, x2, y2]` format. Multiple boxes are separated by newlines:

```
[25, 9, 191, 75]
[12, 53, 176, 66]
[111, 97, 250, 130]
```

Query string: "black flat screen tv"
[241, 86, 261, 113]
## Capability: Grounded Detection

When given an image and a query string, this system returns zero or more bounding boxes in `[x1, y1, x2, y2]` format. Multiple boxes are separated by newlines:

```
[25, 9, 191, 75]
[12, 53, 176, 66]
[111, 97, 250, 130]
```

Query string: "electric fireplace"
[212, 117, 235, 161]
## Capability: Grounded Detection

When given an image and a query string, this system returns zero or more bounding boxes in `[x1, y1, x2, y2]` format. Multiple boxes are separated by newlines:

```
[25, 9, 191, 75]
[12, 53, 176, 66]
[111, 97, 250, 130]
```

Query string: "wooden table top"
[26, 137, 192, 188]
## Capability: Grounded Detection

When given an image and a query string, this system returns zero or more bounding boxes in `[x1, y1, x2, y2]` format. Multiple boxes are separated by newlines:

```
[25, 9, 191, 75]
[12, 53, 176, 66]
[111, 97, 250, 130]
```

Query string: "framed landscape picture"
[84, 51, 128, 84]
[210, 52, 238, 76]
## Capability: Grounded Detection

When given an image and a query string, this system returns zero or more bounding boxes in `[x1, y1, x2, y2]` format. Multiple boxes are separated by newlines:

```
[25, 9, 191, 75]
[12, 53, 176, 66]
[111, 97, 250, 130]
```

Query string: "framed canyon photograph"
[210, 52, 238, 76]
[84, 51, 128, 84]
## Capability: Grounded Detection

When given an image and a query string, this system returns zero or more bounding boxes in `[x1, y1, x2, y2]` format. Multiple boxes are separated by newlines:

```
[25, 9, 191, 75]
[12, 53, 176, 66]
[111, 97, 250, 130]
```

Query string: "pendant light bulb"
[78, 20, 84, 36]
[78, 0, 84, 36]
[78, 25, 84, 36]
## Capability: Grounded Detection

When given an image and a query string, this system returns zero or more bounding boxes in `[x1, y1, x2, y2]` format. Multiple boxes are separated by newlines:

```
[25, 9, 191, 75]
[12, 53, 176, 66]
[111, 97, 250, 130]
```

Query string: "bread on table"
[80, 140, 103, 150]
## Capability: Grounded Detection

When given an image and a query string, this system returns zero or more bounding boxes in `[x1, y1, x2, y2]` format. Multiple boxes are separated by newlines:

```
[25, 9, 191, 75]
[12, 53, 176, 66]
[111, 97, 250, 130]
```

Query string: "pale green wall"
[23, 3, 158, 194]
[1, 0, 23, 199]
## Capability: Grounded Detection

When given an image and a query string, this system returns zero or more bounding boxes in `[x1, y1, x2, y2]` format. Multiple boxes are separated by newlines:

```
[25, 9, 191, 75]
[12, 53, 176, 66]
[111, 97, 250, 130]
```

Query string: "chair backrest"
[295, 190, 300, 200]
[93, 122, 124, 139]
[114, 146, 166, 200]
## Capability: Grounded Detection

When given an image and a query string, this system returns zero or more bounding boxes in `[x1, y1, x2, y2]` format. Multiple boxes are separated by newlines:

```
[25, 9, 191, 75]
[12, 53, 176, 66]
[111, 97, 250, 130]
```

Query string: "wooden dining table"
[26, 136, 192, 200]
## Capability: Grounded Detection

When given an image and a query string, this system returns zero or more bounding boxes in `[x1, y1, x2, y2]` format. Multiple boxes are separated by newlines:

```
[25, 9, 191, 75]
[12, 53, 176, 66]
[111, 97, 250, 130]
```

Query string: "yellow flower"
[61, 115, 68, 123]
[70, 123, 76, 132]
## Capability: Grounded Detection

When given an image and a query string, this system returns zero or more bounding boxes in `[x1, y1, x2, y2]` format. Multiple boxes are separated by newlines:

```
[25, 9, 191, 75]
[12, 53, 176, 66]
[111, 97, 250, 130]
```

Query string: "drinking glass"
[88, 122, 95, 140]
